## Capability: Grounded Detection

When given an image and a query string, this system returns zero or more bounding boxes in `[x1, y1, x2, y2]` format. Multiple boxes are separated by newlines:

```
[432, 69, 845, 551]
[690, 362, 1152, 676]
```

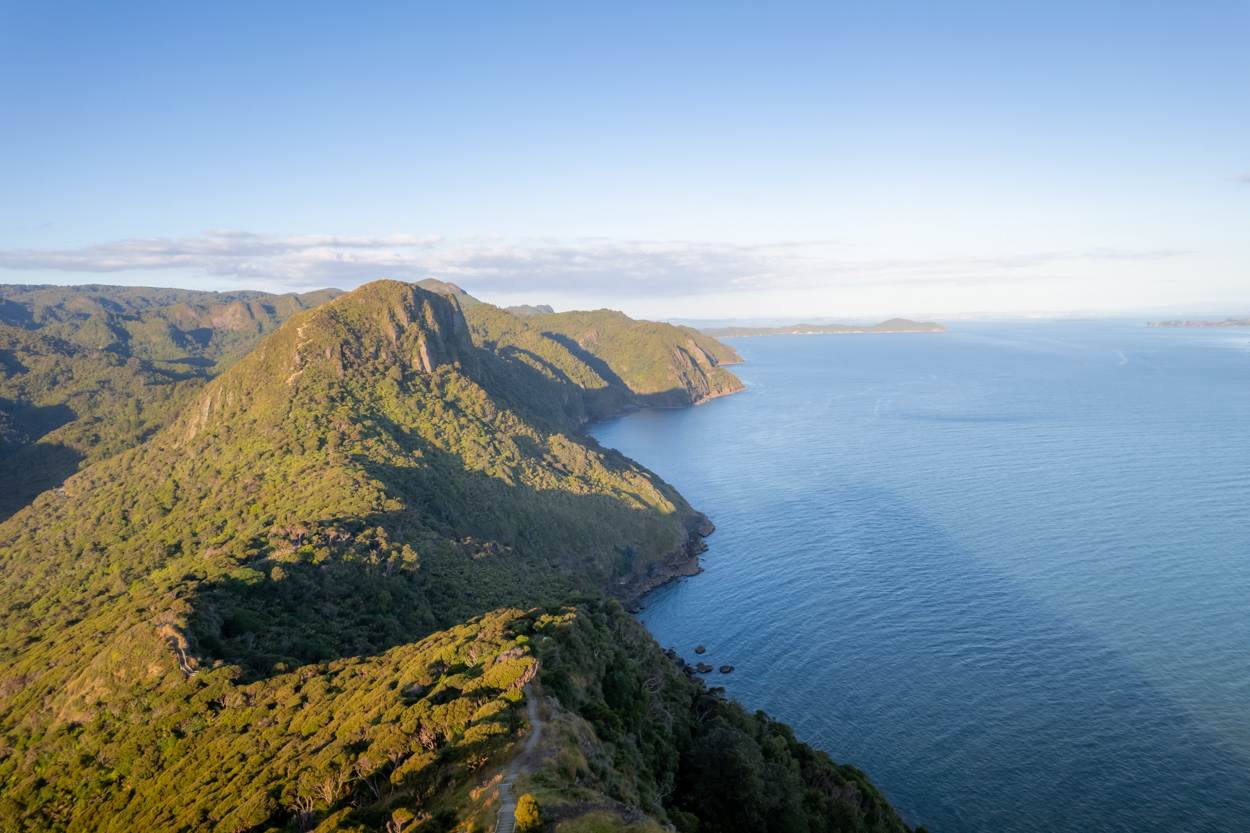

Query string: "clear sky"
[1, 1, 1247, 319]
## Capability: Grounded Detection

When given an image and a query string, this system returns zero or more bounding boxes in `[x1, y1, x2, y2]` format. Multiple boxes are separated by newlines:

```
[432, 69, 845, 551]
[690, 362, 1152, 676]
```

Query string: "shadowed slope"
[0, 285, 339, 518]
[416, 280, 744, 420]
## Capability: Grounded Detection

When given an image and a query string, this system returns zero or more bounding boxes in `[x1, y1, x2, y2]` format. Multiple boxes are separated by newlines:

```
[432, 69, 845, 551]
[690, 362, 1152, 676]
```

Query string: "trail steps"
[494, 686, 542, 833]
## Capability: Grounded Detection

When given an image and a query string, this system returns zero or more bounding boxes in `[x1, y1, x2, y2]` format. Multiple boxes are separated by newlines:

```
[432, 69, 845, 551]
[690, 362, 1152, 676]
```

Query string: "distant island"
[503, 302, 555, 316]
[703, 317, 945, 337]
[1148, 319, 1250, 328]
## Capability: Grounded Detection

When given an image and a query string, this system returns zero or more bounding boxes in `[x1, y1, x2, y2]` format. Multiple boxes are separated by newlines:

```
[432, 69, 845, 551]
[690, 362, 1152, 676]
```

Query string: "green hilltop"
[0, 281, 916, 833]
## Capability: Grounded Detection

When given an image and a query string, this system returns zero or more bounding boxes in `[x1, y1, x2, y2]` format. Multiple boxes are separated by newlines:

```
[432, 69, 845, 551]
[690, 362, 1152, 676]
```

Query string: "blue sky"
[1, 1, 1247, 318]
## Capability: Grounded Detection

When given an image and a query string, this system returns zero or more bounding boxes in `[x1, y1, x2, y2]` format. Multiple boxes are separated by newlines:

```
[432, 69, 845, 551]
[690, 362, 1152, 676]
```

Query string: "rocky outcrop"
[177, 281, 472, 440]
[621, 514, 715, 611]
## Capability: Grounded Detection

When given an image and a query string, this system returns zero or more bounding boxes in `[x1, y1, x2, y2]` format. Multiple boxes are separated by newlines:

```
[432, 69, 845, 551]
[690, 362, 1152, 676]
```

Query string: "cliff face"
[415, 278, 746, 418]
[419, 292, 746, 419]
[518, 309, 744, 407]
[177, 281, 475, 438]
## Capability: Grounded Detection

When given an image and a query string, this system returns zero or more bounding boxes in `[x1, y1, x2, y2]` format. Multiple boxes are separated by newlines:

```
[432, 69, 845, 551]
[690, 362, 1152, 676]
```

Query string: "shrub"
[515, 792, 543, 832]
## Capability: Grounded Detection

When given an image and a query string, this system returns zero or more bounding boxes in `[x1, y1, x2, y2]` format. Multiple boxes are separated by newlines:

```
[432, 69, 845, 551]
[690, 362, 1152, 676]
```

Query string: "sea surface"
[590, 321, 1250, 833]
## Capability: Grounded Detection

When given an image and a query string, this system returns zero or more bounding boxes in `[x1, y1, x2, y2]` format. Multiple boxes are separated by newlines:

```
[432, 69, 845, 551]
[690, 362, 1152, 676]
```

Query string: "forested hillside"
[0, 281, 916, 833]
[0, 285, 338, 519]
[417, 280, 743, 420]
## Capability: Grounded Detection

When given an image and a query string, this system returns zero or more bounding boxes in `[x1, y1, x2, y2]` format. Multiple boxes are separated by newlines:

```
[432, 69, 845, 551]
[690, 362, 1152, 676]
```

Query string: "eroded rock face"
[178, 281, 475, 440]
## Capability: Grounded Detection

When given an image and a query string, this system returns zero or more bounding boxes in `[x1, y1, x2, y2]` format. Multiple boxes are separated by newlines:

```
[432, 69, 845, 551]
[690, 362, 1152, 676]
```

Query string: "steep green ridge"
[0, 282, 915, 833]
[417, 279, 743, 420]
[518, 309, 743, 410]
[703, 319, 944, 337]
[0, 285, 339, 519]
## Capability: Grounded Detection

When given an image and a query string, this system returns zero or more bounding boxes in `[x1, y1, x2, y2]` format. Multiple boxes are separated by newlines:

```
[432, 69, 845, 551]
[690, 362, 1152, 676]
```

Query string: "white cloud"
[0, 230, 1193, 302]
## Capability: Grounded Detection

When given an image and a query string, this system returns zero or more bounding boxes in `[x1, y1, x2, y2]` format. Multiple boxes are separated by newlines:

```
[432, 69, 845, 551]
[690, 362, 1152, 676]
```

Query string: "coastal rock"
[694, 645, 706, 654]
[695, 662, 713, 674]
[719, 665, 735, 674]
[620, 512, 714, 610]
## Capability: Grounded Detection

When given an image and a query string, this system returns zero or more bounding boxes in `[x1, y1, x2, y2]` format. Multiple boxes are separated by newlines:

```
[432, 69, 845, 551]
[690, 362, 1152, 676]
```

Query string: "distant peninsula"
[1148, 318, 1250, 328]
[703, 317, 946, 337]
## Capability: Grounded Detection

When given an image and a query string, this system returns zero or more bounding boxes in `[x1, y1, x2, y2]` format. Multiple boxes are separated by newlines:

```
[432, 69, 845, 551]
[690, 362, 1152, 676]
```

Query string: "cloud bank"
[0, 230, 1191, 298]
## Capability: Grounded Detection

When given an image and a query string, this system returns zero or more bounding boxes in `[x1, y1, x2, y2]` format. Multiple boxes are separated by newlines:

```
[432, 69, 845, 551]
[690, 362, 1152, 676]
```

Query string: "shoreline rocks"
[620, 513, 715, 611]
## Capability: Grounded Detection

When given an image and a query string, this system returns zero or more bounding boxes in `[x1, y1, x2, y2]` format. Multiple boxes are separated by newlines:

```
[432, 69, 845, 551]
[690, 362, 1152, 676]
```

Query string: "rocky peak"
[177, 281, 474, 440]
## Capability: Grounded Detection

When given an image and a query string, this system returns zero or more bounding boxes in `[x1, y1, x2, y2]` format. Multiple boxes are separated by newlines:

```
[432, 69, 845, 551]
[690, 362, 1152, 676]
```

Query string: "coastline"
[620, 513, 713, 612]
[713, 328, 944, 338]
[578, 380, 746, 428]
[692, 383, 745, 405]
[592, 381, 743, 610]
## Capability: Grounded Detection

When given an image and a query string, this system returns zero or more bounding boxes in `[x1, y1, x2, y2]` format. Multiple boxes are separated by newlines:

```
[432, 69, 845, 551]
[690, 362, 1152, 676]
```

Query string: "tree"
[515, 793, 542, 833]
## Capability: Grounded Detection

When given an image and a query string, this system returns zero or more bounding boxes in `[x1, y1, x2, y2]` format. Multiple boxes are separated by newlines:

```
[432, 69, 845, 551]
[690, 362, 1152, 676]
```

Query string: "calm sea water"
[591, 321, 1250, 833]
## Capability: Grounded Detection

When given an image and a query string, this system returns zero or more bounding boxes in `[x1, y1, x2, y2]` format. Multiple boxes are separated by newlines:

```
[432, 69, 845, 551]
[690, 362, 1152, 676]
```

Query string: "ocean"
[590, 321, 1250, 833]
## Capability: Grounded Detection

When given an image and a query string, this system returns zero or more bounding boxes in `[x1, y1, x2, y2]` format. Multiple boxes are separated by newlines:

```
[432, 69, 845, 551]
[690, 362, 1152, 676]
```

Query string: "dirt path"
[495, 685, 542, 833]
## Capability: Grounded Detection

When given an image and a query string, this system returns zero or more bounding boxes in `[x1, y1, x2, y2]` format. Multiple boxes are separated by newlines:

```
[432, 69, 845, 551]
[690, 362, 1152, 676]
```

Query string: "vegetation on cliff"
[528, 601, 910, 833]
[417, 280, 743, 419]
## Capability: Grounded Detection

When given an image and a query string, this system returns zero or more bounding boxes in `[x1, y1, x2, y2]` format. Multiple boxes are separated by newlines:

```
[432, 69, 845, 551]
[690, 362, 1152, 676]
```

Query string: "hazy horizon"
[4, 276, 1247, 326]
[2, 2, 1247, 319]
